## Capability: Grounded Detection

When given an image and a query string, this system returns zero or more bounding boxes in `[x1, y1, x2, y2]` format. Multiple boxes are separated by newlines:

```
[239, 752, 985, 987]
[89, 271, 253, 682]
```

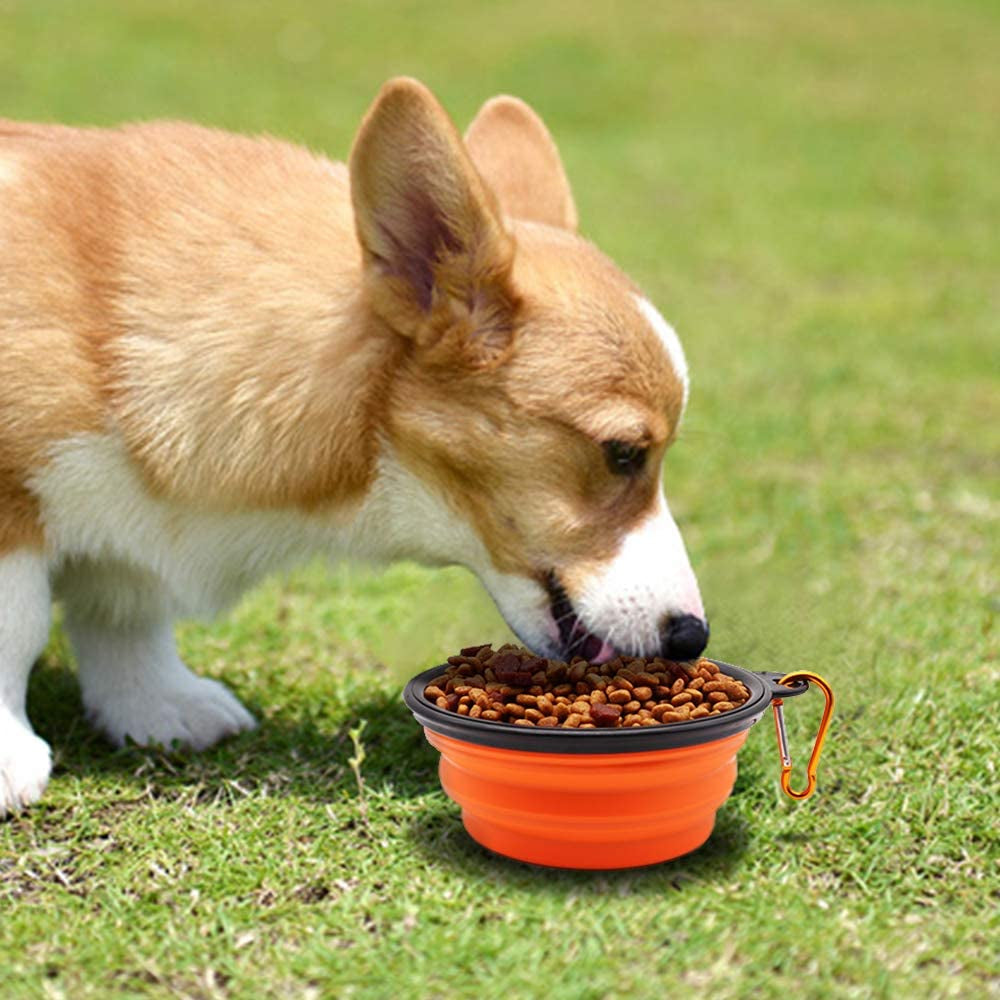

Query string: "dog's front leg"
[60, 566, 257, 751]
[0, 549, 53, 816]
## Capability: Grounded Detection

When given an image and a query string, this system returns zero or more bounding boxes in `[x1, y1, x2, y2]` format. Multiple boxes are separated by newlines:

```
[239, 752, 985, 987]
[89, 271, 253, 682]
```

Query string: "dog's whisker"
[551, 609, 578, 629]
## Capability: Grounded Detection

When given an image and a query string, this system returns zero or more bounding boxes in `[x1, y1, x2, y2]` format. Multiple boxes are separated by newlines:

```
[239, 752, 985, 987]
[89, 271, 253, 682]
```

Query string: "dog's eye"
[603, 440, 647, 476]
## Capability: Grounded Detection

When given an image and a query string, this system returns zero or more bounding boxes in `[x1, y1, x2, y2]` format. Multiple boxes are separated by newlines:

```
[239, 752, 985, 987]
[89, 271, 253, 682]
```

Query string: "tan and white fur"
[0, 79, 707, 815]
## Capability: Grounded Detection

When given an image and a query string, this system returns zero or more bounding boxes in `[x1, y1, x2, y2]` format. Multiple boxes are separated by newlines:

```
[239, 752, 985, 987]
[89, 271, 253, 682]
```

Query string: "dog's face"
[350, 80, 706, 661]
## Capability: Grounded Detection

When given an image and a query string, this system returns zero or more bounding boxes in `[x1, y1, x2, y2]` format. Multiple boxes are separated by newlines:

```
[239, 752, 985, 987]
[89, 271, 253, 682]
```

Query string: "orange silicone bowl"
[404, 660, 810, 870]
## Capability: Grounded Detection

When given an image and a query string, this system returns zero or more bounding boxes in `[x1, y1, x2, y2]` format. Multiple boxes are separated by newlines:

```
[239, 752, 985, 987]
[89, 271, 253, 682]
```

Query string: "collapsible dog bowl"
[404, 661, 833, 869]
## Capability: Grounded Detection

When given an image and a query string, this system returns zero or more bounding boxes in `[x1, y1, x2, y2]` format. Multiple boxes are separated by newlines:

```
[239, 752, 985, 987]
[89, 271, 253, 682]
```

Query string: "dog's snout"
[660, 614, 709, 660]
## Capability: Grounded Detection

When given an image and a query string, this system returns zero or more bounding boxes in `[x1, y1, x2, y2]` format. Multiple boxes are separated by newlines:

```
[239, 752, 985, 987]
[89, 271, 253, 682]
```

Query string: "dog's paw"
[0, 721, 52, 817]
[88, 673, 257, 752]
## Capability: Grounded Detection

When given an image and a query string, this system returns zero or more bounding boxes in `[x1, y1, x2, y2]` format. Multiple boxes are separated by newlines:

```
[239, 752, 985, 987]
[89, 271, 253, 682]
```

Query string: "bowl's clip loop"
[770, 671, 835, 801]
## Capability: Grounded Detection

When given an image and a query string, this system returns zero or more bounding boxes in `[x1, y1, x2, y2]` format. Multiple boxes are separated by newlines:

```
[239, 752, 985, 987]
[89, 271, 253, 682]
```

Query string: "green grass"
[2, 0, 998, 996]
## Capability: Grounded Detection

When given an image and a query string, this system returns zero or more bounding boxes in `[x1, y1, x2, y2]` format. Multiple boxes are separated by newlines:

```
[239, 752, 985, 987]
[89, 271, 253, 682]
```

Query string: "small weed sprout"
[348, 719, 369, 827]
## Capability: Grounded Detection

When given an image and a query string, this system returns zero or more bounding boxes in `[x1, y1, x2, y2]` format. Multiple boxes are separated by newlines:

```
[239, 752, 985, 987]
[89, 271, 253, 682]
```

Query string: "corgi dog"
[0, 78, 707, 815]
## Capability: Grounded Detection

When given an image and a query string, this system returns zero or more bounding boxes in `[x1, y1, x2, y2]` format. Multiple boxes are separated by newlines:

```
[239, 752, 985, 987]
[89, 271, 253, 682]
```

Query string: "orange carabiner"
[771, 671, 835, 800]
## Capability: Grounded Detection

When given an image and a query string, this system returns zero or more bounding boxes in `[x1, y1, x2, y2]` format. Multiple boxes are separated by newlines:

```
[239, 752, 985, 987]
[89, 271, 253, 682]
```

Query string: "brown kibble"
[590, 689, 608, 705]
[524, 708, 545, 723]
[481, 709, 501, 721]
[671, 692, 694, 706]
[513, 718, 536, 727]
[714, 701, 735, 712]
[591, 702, 622, 727]
[570, 700, 591, 715]
[516, 693, 538, 707]
[670, 677, 686, 696]
[632, 686, 653, 702]
[565, 713, 584, 728]
[624, 700, 641, 714]
[536, 716, 560, 728]
[490, 651, 533, 686]
[708, 691, 728, 703]
[545, 662, 567, 681]
[469, 704, 482, 719]
[505, 703, 525, 719]
[460, 644, 490, 658]
[608, 689, 631, 705]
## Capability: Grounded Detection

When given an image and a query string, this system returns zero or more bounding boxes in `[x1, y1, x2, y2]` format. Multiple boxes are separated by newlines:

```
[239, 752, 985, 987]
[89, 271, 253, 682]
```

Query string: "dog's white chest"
[29, 432, 490, 617]
[30, 433, 357, 614]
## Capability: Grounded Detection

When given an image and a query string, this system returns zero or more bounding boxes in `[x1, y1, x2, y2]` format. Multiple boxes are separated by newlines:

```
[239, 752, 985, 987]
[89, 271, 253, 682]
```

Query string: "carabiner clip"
[771, 671, 835, 800]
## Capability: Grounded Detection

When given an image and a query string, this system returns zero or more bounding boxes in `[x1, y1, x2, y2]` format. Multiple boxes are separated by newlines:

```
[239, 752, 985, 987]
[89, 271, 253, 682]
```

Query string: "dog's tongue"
[547, 575, 617, 665]
[578, 634, 617, 664]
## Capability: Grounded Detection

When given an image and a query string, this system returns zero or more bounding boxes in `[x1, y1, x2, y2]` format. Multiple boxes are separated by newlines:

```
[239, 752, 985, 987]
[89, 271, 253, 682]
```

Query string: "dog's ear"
[464, 96, 578, 231]
[350, 78, 518, 368]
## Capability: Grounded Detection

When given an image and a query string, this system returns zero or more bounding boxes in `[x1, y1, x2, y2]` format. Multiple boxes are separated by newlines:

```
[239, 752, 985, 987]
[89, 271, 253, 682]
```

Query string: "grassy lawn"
[2, 0, 997, 996]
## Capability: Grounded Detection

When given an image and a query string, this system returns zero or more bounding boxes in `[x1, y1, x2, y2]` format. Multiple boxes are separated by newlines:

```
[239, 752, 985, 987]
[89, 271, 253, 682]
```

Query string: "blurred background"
[5, 0, 996, 686]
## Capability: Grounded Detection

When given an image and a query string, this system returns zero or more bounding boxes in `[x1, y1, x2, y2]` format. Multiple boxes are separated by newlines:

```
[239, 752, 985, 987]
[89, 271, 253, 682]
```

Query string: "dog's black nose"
[660, 614, 710, 660]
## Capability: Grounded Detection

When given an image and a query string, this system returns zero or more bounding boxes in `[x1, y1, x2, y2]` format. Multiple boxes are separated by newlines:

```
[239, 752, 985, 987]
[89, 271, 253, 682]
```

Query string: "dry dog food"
[423, 644, 751, 728]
